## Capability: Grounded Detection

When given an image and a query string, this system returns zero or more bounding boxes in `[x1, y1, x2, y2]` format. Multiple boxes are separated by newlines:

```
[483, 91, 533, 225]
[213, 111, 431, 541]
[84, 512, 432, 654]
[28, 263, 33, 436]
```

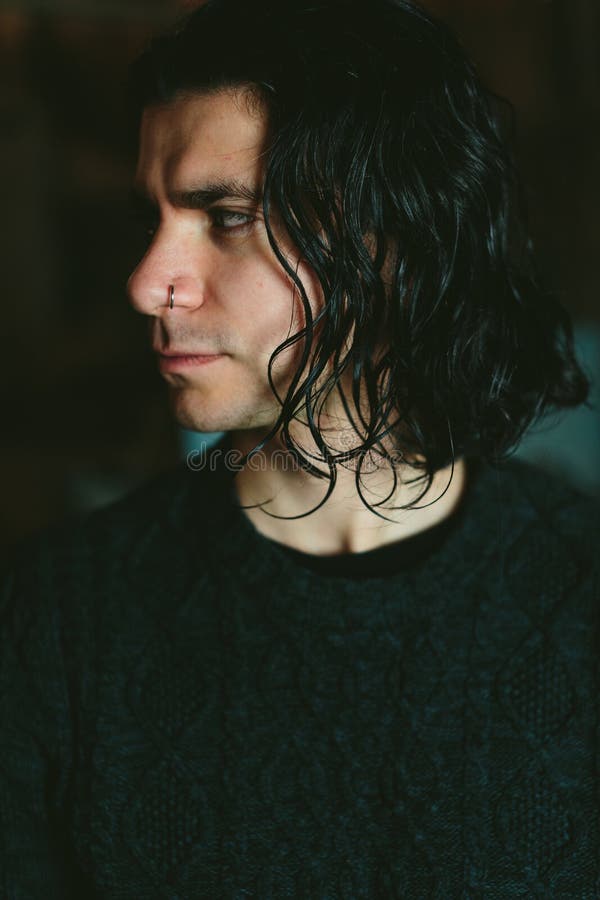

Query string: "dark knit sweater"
[1, 437, 599, 899]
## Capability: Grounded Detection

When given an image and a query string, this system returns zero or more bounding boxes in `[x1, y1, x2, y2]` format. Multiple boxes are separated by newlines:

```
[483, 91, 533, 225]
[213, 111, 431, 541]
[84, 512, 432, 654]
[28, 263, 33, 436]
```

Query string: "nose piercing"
[168, 284, 175, 309]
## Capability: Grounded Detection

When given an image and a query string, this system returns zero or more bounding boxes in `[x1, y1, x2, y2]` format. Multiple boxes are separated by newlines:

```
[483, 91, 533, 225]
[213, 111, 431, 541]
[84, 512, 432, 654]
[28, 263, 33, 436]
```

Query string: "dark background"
[1, 0, 599, 563]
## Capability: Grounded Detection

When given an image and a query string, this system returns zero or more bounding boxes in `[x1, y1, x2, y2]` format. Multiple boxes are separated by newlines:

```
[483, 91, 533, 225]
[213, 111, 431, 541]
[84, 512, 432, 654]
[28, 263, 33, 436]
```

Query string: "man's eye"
[210, 209, 255, 232]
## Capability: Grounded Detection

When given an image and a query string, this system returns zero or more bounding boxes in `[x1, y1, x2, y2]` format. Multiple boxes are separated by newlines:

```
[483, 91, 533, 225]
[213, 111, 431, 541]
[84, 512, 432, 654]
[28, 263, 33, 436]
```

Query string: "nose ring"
[168, 284, 175, 309]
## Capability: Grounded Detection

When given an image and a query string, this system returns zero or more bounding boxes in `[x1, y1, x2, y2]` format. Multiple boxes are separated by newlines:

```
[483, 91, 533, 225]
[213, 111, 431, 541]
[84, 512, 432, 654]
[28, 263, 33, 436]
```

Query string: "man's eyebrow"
[171, 179, 263, 208]
[130, 179, 263, 210]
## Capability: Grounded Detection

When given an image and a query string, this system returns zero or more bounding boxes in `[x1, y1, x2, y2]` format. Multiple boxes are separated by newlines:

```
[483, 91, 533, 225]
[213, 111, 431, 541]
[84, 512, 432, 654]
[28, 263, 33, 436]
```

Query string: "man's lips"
[155, 349, 223, 357]
[155, 349, 226, 372]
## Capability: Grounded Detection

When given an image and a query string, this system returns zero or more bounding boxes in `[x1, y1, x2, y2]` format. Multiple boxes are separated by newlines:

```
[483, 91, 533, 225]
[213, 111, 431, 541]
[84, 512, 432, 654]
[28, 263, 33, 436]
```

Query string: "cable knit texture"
[0, 440, 599, 899]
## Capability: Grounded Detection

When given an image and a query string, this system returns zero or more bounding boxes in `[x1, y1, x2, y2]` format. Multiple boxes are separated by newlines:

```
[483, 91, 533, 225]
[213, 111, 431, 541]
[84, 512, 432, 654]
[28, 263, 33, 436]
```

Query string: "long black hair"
[130, 0, 590, 519]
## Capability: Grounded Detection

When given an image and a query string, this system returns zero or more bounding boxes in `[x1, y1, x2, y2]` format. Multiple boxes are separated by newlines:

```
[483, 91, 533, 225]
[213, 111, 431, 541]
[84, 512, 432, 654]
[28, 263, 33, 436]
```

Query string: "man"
[1, 0, 598, 896]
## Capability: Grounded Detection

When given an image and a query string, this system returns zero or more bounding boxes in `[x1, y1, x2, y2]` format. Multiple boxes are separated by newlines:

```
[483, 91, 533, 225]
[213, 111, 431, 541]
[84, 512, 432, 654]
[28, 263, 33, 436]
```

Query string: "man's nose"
[126, 238, 205, 316]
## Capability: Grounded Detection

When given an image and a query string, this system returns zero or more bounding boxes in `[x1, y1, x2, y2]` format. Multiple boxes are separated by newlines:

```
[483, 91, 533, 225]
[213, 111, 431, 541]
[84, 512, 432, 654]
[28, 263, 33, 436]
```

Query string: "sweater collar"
[164, 433, 528, 591]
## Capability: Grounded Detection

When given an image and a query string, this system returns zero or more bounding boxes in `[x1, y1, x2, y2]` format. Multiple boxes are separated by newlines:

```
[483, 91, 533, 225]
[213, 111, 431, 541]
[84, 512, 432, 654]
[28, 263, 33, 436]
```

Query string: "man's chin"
[172, 411, 225, 435]
[165, 395, 220, 434]
[166, 389, 281, 436]
[168, 402, 246, 436]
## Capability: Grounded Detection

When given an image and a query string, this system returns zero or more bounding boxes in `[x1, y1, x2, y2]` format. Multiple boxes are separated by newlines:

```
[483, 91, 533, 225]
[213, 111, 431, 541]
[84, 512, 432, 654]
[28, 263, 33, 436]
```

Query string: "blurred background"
[1, 0, 599, 565]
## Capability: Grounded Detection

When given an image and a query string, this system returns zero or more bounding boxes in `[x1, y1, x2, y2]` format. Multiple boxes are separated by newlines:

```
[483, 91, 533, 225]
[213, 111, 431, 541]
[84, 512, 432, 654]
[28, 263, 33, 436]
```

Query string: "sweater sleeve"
[0, 537, 89, 899]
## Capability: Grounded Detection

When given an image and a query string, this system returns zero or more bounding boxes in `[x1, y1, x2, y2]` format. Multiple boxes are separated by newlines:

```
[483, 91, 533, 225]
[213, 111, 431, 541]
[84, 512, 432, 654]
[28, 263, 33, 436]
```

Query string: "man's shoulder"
[5, 459, 223, 582]
[0, 460, 234, 649]
[491, 456, 599, 538]
[83, 460, 195, 534]
[476, 455, 600, 594]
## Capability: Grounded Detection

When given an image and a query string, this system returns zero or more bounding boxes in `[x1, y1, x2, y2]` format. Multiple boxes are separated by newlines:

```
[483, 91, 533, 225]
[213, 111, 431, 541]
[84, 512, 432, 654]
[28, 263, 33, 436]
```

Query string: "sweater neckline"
[169, 434, 512, 591]
[270, 495, 466, 579]
[220, 448, 475, 580]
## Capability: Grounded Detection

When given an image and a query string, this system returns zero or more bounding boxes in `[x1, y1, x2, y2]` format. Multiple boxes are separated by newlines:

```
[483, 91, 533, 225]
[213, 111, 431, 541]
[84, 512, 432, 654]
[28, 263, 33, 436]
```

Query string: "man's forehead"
[136, 90, 269, 187]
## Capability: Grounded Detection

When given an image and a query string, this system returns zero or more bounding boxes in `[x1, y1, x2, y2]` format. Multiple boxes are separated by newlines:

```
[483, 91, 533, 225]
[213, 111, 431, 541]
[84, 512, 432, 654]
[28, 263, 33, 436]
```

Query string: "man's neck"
[228, 429, 468, 557]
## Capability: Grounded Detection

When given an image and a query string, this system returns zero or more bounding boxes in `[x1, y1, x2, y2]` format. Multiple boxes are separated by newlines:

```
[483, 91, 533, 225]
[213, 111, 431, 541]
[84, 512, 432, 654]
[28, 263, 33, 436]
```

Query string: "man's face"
[127, 89, 323, 436]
